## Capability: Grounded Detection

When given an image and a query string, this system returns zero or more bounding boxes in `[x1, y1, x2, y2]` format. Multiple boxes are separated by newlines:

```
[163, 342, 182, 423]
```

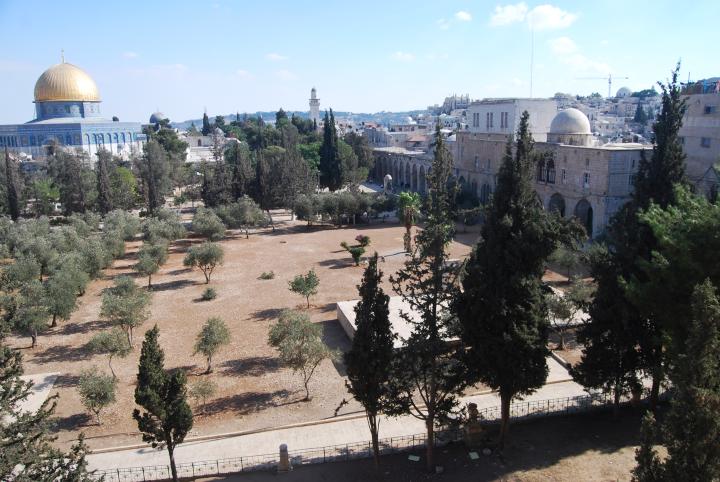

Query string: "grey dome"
[149, 112, 165, 124]
[616, 87, 632, 98]
[549, 108, 591, 135]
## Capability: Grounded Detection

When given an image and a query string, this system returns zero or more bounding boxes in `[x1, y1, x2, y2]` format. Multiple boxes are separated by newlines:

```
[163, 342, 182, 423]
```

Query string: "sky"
[0, 0, 717, 124]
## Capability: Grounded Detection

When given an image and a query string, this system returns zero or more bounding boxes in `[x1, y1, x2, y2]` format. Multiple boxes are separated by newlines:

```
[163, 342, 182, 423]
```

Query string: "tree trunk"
[306, 296, 310, 309]
[649, 373, 660, 411]
[31, 330, 37, 349]
[51, 313, 57, 328]
[613, 384, 621, 419]
[206, 354, 212, 374]
[167, 444, 178, 482]
[370, 418, 380, 468]
[498, 393, 511, 450]
[425, 416, 435, 472]
[109, 355, 116, 379]
[303, 378, 310, 401]
[96, 410, 102, 426]
[148, 274, 152, 289]
[266, 210, 275, 232]
[558, 332, 565, 351]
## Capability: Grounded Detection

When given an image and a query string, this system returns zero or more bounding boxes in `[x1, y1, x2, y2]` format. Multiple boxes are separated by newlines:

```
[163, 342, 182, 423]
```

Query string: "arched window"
[536, 157, 546, 182]
[546, 159, 556, 184]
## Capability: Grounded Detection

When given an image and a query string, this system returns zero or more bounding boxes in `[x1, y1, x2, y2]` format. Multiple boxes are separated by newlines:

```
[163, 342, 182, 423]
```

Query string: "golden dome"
[34, 62, 100, 102]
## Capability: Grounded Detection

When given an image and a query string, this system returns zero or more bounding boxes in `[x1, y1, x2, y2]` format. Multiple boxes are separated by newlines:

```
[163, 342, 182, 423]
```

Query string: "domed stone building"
[0, 59, 145, 159]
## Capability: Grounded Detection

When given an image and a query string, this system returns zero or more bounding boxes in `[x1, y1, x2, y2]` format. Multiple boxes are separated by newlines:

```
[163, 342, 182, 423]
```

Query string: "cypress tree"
[386, 126, 468, 471]
[455, 111, 581, 448]
[133, 326, 193, 482]
[95, 149, 114, 215]
[201, 111, 211, 136]
[136, 140, 169, 215]
[319, 110, 342, 191]
[344, 253, 395, 468]
[4, 147, 20, 221]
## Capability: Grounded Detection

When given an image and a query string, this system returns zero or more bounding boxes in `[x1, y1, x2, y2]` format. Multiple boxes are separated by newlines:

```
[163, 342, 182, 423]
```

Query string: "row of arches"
[375, 156, 428, 194]
[548, 192, 594, 237]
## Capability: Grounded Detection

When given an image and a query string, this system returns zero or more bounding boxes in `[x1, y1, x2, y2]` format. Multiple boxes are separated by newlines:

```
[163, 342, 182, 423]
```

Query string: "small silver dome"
[549, 108, 591, 135]
[616, 87, 632, 98]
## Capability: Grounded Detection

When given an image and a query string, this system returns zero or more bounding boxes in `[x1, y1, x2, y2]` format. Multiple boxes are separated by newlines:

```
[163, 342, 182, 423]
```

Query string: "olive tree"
[77, 367, 116, 425]
[268, 309, 336, 400]
[191, 207, 226, 241]
[183, 242, 224, 284]
[288, 269, 319, 308]
[134, 242, 168, 288]
[100, 276, 151, 346]
[193, 317, 231, 373]
[87, 328, 132, 379]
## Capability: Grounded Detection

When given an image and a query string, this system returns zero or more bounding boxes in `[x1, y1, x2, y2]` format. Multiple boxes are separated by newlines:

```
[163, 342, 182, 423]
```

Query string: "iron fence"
[91, 390, 645, 481]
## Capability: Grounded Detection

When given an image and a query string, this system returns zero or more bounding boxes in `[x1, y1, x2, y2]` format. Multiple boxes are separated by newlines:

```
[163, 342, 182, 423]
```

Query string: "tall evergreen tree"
[135, 140, 170, 215]
[4, 147, 21, 221]
[386, 126, 468, 471]
[344, 254, 395, 468]
[95, 149, 114, 215]
[319, 110, 342, 191]
[133, 326, 193, 482]
[201, 111, 212, 136]
[455, 112, 580, 448]
[577, 64, 688, 410]
[634, 280, 720, 481]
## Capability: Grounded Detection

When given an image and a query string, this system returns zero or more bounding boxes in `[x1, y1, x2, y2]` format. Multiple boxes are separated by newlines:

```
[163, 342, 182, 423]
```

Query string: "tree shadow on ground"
[318, 302, 337, 314]
[166, 267, 192, 276]
[53, 373, 81, 388]
[33, 344, 90, 364]
[250, 307, 284, 321]
[54, 319, 109, 336]
[201, 389, 293, 417]
[53, 412, 93, 432]
[149, 279, 197, 292]
[317, 258, 357, 270]
[319, 320, 350, 377]
[220, 356, 282, 377]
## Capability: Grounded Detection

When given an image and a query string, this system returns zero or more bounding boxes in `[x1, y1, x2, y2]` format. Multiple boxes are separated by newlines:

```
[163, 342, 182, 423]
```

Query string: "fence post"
[192, 462, 196, 477]
[240, 457, 244, 472]
[141, 466, 145, 481]
[346, 444, 349, 461]
[216, 459, 220, 474]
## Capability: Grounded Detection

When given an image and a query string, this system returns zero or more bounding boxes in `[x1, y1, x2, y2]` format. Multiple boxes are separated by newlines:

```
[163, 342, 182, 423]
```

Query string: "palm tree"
[397, 191, 421, 252]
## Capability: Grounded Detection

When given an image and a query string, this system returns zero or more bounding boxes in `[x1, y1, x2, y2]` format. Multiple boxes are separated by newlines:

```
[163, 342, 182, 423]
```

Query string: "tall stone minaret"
[309, 87, 320, 126]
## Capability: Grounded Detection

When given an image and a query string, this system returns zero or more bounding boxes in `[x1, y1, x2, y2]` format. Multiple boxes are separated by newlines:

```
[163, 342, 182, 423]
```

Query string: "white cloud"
[236, 69, 251, 78]
[549, 37, 609, 74]
[391, 51, 415, 62]
[275, 69, 297, 80]
[437, 18, 451, 30]
[426, 52, 449, 61]
[265, 53, 288, 61]
[511, 77, 527, 86]
[527, 4, 577, 30]
[549, 36, 577, 55]
[600, 39, 609, 46]
[455, 10, 472, 21]
[490, 3, 576, 30]
[122, 51, 138, 59]
[490, 2, 528, 26]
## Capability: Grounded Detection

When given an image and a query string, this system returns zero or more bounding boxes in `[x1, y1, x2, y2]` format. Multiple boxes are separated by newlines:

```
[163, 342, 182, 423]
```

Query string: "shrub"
[193, 317, 231, 373]
[201, 287, 217, 301]
[289, 270, 319, 308]
[355, 235, 371, 247]
[259, 271, 275, 280]
[348, 246, 365, 266]
[189, 379, 217, 414]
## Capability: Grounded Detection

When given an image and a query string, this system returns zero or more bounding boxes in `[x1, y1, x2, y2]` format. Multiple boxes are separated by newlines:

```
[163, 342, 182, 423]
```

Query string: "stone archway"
[411, 164, 418, 192]
[405, 163, 411, 190]
[548, 193, 566, 217]
[480, 183, 491, 204]
[419, 166, 427, 194]
[574, 199, 594, 238]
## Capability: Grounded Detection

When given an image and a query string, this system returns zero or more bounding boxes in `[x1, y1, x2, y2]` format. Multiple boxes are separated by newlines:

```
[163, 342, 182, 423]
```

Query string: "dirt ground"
[202, 408, 644, 482]
[9, 213, 572, 451]
[9, 214, 486, 450]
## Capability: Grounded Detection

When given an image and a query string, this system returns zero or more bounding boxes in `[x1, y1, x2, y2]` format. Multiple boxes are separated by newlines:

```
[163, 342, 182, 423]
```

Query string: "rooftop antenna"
[529, 26, 534, 97]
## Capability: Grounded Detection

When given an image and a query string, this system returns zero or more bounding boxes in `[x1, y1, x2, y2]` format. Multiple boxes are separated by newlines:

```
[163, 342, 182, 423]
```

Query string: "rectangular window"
[486, 113, 490, 129]
[583, 172, 590, 187]
[489, 112, 494, 128]
[701, 137, 711, 148]
[561, 168, 566, 184]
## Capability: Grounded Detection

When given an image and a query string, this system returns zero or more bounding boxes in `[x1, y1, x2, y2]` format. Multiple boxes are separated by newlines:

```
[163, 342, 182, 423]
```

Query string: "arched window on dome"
[84, 134, 90, 146]
[65, 134, 72, 145]
[121, 133, 126, 144]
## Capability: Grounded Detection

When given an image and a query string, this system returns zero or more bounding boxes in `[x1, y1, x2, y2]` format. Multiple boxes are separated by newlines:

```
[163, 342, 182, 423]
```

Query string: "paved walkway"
[87, 358, 586, 472]
[20, 372, 59, 414]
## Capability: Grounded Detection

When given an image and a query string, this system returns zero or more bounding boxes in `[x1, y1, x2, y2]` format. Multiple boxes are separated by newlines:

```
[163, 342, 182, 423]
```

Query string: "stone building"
[373, 104, 652, 237]
[0, 59, 145, 160]
[679, 79, 720, 192]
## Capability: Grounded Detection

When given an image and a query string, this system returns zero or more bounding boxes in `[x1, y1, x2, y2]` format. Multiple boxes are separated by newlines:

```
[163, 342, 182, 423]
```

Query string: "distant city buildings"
[0, 59, 145, 161]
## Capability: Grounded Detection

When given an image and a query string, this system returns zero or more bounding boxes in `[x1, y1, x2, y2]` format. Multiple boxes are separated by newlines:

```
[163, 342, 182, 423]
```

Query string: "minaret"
[309, 87, 320, 126]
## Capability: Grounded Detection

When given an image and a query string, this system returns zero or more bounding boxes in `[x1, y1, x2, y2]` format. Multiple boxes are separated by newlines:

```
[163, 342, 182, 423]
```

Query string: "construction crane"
[576, 74, 629, 98]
